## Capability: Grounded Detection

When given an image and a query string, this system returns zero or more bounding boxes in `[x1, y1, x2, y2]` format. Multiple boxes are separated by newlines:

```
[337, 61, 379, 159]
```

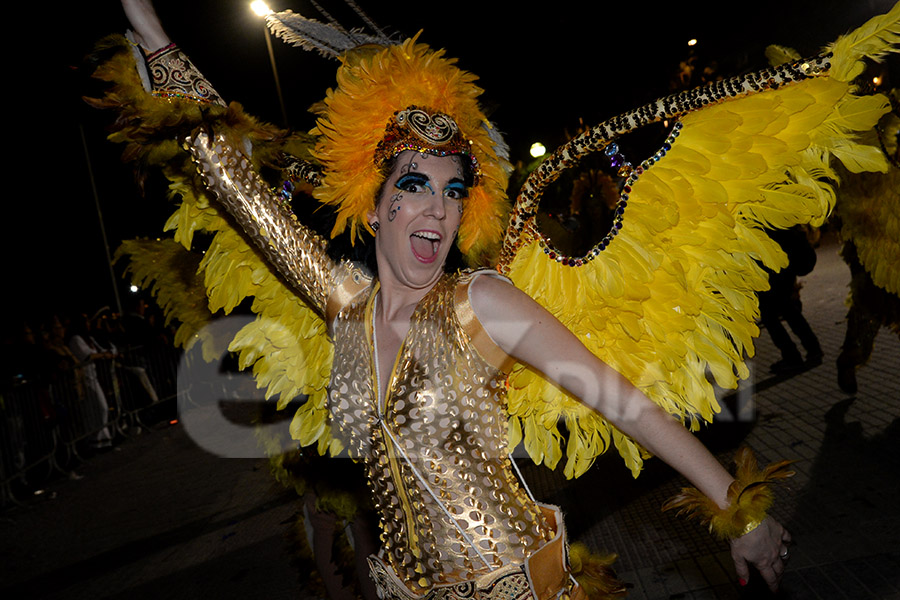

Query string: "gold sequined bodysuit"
[187, 128, 554, 595]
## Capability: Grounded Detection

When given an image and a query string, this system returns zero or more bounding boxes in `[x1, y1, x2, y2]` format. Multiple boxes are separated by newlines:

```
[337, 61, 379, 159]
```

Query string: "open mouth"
[410, 231, 442, 262]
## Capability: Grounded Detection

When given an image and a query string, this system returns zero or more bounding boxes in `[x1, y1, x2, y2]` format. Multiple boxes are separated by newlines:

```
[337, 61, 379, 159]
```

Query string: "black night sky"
[6, 0, 897, 328]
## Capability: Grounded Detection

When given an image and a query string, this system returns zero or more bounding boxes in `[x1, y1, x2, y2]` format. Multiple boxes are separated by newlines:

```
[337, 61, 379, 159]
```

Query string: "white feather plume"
[265, 10, 393, 60]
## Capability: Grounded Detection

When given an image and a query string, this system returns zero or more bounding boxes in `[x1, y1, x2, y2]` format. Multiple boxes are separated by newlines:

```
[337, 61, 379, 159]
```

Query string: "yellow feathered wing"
[171, 178, 337, 454]
[90, 36, 337, 454]
[500, 5, 898, 479]
[114, 238, 221, 361]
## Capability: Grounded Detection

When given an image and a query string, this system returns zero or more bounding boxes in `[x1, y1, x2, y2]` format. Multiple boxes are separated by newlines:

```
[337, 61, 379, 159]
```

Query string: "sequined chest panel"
[327, 273, 552, 594]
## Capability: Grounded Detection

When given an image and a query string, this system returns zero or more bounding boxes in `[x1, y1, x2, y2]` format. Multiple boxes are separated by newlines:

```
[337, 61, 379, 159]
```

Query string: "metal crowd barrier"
[111, 343, 180, 429]
[0, 382, 61, 506]
[0, 343, 180, 508]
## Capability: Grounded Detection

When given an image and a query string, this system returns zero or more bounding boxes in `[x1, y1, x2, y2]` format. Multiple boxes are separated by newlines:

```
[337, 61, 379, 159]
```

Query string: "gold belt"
[367, 503, 588, 600]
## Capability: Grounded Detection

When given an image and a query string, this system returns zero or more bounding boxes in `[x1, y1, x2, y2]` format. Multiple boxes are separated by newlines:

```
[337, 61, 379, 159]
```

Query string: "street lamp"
[251, 1, 289, 127]
[250, 1, 271, 16]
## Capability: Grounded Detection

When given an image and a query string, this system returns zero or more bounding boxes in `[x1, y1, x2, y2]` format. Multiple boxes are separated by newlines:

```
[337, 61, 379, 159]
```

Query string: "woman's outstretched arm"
[470, 274, 791, 592]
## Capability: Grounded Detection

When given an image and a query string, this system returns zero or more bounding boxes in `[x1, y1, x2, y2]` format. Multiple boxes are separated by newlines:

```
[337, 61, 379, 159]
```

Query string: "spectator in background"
[758, 226, 823, 373]
[120, 298, 161, 406]
[67, 313, 115, 450]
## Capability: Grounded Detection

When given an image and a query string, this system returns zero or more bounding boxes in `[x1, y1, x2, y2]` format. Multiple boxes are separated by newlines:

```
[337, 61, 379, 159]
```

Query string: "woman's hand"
[121, 0, 172, 51]
[729, 517, 791, 592]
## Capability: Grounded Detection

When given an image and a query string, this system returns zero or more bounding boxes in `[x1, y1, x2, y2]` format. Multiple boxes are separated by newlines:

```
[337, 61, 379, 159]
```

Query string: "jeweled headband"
[374, 107, 481, 181]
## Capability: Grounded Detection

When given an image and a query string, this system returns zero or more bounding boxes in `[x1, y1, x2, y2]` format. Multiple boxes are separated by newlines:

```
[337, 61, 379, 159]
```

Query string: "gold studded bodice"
[329, 273, 553, 594]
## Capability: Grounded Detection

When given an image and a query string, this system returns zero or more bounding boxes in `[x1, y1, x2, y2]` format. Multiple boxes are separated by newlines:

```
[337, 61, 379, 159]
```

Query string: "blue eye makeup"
[396, 173, 434, 194]
[394, 173, 467, 200]
[445, 181, 468, 200]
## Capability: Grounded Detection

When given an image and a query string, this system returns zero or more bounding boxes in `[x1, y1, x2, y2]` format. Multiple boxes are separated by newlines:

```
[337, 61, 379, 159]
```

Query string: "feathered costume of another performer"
[90, 2, 899, 598]
[833, 88, 900, 393]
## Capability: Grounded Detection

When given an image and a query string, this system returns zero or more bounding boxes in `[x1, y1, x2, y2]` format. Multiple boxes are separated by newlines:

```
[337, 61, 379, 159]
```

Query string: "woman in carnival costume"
[95, 0, 900, 597]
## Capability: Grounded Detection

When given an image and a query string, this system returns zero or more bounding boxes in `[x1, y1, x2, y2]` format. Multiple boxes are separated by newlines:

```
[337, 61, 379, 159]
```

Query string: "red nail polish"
[738, 578, 747, 586]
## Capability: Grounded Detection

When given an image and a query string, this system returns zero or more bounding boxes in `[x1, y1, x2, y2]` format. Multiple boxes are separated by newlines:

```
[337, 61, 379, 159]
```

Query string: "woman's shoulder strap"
[453, 269, 515, 373]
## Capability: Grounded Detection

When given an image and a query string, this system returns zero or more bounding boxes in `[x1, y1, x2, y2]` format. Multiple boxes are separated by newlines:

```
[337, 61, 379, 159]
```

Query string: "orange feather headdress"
[309, 35, 511, 266]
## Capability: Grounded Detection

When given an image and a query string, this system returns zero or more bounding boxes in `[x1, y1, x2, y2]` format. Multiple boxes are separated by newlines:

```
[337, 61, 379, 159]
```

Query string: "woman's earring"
[371, 222, 380, 232]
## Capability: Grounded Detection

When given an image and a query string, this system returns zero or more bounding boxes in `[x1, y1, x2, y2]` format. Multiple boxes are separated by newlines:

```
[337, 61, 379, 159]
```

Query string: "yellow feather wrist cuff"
[661, 447, 795, 540]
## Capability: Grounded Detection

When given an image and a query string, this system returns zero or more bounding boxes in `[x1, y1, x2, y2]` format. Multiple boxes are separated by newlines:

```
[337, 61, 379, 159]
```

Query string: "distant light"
[170, 419, 179, 425]
[530, 142, 546, 158]
[130, 285, 139, 293]
[873, 75, 882, 86]
[251, 1, 272, 16]
[687, 38, 698, 47]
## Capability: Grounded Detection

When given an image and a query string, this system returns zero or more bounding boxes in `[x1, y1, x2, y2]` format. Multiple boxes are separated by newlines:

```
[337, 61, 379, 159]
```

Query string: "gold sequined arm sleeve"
[188, 129, 344, 315]
[143, 44, 355, 315]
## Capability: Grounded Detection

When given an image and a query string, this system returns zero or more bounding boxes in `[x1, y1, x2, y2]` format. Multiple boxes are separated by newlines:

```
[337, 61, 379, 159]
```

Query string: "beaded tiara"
[374, 107, 481, 182]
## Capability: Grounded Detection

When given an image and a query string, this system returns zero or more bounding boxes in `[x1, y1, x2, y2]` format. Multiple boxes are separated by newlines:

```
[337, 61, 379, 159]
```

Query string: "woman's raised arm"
[112, 0, 364, 318]
[121, 0, 171, 51]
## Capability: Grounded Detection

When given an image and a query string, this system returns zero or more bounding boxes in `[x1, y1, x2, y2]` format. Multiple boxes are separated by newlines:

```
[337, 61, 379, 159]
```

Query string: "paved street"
[1, 232, 898, 599]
